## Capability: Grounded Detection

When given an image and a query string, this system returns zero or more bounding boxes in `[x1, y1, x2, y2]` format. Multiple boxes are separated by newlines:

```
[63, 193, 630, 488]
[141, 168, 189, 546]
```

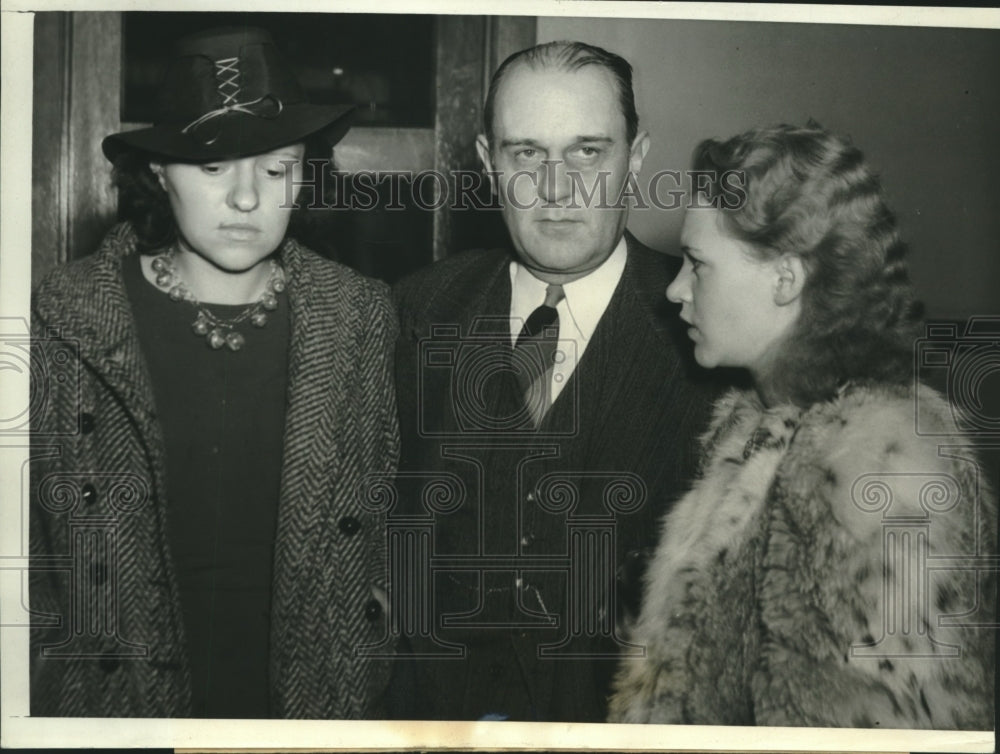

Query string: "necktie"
[514, 283, 565, 427]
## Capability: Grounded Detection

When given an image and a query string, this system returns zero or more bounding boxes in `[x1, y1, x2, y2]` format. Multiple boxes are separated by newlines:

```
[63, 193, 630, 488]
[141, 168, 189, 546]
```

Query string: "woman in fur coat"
[30, 27, 397, 718]
[608, 124, 995, 729]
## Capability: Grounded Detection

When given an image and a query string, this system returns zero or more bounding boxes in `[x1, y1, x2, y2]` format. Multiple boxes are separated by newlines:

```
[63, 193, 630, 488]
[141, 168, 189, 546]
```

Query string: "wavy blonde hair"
[692, 123, 923, 406]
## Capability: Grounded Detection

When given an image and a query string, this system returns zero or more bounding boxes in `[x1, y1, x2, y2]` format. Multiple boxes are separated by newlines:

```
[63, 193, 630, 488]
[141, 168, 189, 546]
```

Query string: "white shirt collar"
[509, 235, 628, 345]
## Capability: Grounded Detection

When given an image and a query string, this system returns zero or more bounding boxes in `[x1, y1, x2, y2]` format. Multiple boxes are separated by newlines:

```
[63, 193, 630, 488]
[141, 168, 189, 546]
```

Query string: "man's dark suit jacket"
[388, 233, 718, 722]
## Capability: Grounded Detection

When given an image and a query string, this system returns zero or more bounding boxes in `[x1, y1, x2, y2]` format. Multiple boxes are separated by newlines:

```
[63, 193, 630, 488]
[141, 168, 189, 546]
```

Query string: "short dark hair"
[111, 136, 338, 254]
[483, 40, 639, 148]
[692, 122, 923, 406]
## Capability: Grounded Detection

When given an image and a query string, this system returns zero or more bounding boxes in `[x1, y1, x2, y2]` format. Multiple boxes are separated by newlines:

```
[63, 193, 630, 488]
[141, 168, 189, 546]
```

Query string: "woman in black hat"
[30, 27, 397, 719]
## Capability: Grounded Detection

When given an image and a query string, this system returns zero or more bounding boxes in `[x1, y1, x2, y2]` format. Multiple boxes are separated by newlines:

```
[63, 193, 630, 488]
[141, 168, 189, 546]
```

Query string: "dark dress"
[123, 253, 289, 717]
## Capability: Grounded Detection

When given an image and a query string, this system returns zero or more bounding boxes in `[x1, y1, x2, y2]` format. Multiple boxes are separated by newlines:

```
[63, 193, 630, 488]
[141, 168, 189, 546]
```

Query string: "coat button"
[363, 598, 382, 622]
[338, 516, 361, 535]
[79, 412, 96, 434]
[106, 346, 126, 366]
[81, 484, 97, 506]
[99, 656, 120, 673]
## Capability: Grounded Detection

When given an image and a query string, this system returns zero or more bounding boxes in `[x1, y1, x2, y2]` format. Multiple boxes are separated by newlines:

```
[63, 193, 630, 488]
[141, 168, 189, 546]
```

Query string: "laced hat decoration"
[102, 26, 355, 162]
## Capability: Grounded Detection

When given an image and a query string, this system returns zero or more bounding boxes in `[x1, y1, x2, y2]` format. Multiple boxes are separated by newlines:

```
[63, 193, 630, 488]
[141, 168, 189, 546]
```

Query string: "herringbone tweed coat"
[30, 223, 399, 718]
[609, 383, 996, 728]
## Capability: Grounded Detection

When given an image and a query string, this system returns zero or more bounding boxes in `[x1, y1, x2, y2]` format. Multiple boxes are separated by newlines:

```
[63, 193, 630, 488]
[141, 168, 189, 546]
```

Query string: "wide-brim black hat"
[102, 26, 355, 162]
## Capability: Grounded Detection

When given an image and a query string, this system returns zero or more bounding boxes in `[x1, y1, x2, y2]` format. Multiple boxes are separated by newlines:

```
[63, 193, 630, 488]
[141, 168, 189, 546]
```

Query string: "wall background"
[538, 17, 1000, 320]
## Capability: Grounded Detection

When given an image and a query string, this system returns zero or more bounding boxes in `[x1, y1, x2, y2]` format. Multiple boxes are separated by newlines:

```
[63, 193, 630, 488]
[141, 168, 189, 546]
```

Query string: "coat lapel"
[269, 239, 355, 707]
[33, 224, 165, 491]
[414, 251, 511, 336]
[35, 227, 159, 427]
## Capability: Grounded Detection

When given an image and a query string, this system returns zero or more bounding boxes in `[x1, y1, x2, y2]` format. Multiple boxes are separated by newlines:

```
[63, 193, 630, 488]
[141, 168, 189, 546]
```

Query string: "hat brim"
[102, 103, 355, 162]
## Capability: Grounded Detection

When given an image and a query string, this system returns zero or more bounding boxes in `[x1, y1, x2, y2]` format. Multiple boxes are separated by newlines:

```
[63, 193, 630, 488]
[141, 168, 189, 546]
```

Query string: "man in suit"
[388, 40, 715, 722]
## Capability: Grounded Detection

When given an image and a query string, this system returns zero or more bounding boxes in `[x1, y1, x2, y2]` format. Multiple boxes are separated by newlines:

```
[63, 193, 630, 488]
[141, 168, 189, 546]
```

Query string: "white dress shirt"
[508, 236, 627, 402]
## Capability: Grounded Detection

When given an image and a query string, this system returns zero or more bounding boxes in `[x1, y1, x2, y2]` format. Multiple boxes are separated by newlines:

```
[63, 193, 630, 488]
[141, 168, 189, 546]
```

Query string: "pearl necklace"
[150, 249, 286, 352]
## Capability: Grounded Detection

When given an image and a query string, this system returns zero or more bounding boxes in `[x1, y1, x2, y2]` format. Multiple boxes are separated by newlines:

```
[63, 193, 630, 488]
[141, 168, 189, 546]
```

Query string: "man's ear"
[475, 134, 497, 194]
[149, 162, 167, 191]
[774, 253, 806, 306]
[629, 131, 650, 175]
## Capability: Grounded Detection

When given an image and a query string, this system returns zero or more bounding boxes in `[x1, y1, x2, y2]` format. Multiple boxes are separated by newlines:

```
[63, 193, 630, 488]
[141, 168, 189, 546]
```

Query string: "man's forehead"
[491, 63, 626, 140]
[496, 61, 617, 101]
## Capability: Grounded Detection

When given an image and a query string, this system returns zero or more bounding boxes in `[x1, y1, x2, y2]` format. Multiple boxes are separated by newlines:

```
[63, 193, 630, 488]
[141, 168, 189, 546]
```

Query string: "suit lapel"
[410, 253, 518, 435]
[544, 234, 678, 432]
[415, 252, 511, 335]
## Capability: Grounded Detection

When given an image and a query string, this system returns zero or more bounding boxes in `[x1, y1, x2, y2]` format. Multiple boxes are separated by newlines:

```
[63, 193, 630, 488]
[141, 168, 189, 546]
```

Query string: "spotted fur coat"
[608, 383, 995, 729]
